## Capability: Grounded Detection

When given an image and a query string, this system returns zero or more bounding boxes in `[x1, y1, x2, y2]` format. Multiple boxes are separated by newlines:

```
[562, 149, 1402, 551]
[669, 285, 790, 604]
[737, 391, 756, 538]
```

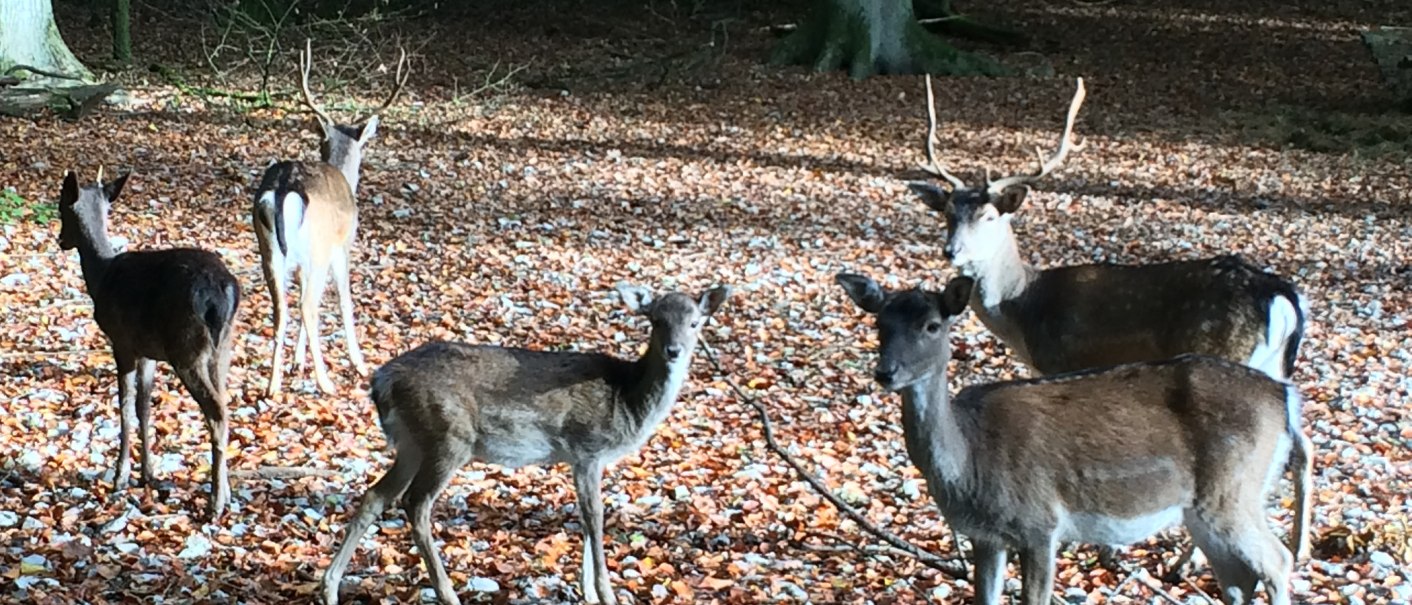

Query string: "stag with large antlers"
[252, 40, 409, 396]
[907, 75, 1309, 575]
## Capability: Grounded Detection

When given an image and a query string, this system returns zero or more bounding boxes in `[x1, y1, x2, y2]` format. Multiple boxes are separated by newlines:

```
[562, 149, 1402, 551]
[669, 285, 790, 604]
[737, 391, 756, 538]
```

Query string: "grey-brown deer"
[57, 170, 241, 518]
[319, 284, 732, 605]
[837, 272, 1312, 605]
[908, 76, 1307, 383]
[252, 40, 408, 395]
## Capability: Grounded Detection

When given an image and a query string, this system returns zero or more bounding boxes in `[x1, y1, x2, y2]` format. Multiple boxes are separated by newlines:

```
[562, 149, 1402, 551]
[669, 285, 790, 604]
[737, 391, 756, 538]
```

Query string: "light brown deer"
[319, 284, 733, 605]
[837, 272, 1312, 605]
[58, 170, 241, 518]
[252, 40, 408, 395]
[907, 76, 1309, 574]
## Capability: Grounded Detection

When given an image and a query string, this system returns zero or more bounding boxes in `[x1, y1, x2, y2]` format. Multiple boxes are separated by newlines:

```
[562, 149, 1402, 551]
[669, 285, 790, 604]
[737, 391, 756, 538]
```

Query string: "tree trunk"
[772, 0, 1006, 79]
[0, 0, 94, 80]
[111, 0, 131, 64]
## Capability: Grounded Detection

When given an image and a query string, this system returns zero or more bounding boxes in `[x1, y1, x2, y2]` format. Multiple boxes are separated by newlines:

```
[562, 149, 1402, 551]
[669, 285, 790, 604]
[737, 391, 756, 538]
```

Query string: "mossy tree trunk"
[0, 0, 110, 117]
[111, 0, 131, 64]
[772, 0, 1007, 78]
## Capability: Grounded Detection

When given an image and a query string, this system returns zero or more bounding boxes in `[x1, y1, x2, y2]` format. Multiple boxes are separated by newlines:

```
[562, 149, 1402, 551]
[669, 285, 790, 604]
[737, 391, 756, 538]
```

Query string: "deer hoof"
[316, 376, 338, 395]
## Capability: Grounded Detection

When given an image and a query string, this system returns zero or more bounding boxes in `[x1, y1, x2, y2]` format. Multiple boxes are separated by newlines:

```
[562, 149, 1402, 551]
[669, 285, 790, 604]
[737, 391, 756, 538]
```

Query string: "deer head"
[837, 274, 974, 390]
[910, 76, 1086, 272]
[298, 39, 410, 191]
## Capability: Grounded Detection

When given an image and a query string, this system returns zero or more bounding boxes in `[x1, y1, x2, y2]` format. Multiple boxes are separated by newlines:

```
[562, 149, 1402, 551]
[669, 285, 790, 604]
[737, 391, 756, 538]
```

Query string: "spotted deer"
[58, 170, 241, 518]
[837, 272, 1311, 605]
[908, 76, 1309, 574]
[252, 40, 408, 395]
[319, 284, 733, 605]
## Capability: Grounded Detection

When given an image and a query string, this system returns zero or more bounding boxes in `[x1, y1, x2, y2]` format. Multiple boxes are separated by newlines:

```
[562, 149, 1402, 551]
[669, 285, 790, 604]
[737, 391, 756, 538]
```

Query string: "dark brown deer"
[909, 76, 1306, 382]
[837, 272, 1311, 605]
[320, 284, 733, 605]
[252, 40, 408, 395]
[57, 170, 241, 518]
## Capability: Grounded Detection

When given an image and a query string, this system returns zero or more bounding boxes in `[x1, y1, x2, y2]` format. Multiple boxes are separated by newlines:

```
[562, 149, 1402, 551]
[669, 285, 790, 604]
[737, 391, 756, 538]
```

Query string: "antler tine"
[986, 77, 1087, 195]
[371, 47, 411, 117]
[299, 39, 337, 129]
[919, 75, 967, 190]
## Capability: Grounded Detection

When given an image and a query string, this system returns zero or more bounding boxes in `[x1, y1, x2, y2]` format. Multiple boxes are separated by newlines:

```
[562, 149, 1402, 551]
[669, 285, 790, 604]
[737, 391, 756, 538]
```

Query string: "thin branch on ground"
[231, 466, 342, 480]
[699, 339, 968, 580]
[3, 65, 86, 81]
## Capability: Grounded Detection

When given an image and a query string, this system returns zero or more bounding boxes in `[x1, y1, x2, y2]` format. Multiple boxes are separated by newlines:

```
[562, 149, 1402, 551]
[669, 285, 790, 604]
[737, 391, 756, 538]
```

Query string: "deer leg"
[173, 362, 230, 519]
[971, 538, 1007, 605]
[322, 448, 422, 605]
[264, 252, 290, 397]
[1018, 537, 1058, 605]
[299, 262, 336, 394]
[133, 358, 157, 485]
[1186, 513, 1285, 605]
[113, 351, 137, 490]
[405, 455, 466, 605]
[331, 248, 367, 376]
[573, 461, 616, 605]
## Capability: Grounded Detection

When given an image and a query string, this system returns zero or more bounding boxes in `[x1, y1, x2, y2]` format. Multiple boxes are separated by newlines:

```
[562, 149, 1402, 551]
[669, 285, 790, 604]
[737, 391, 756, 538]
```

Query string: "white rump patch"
[279, 191, 308, 265]
[1247, 294, 1299, 380]
[1061, 506, 1184, 545]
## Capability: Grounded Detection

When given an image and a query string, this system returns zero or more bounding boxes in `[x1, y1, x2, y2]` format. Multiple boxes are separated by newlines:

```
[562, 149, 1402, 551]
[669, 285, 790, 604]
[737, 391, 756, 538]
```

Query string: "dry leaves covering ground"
[1, 0, 1409, 603]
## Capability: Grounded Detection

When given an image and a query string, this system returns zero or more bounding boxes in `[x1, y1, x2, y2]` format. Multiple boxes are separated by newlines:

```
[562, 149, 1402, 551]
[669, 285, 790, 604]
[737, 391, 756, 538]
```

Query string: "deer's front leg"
[113, 352, 138, 490]
[573, 461, 616, 605]
[971, 538, 1008, 605]
[133, 358, 157, 484]
[1019, 537, 1058, 605]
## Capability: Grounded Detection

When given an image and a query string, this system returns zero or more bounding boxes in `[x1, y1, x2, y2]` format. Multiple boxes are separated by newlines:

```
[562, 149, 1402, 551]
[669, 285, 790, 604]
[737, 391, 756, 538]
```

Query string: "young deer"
[319, 284, 733, 605]
[837, 272, 1312, 605]
[252, 41, 408, 395]
[908, 76, 1307, 382]
[58, 171, 241, 518]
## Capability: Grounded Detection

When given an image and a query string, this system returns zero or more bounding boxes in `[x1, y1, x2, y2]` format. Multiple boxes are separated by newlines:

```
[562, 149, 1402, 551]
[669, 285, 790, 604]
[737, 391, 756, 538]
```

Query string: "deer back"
[254, 161, 357, 260]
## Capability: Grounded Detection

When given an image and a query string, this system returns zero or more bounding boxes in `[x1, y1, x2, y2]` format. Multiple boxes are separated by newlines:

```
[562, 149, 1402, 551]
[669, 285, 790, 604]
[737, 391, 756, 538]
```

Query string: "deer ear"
[939, 276, 974, 316]
[357, 115, 380, 143]
[616, 283, 654, 314]
[908, 182, 951, 214]
[61, 171, 80, 206]
[697, 286, 732, 317]
[991, 186, 1028, 215]
[836, 273, 885, 314]
[103, 173, 130, 203]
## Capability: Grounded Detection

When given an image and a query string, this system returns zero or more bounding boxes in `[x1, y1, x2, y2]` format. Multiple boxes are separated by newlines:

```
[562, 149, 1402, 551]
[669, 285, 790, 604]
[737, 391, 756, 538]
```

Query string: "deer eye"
[690, 319, 702, 329]
[925, 321, 943, 334]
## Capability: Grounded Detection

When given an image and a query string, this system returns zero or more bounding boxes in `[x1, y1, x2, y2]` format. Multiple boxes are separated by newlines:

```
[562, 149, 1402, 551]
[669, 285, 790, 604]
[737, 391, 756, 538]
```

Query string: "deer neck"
[897, 368, 974, 497]
[74, 220, 117, 294]
[622, 341, 692, 432]
[972, 233, 1035, 309]
[325, 151, 362, 195]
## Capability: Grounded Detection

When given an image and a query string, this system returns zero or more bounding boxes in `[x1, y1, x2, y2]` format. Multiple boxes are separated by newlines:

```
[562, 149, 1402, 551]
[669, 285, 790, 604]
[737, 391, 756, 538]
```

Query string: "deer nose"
[943, 244, 958, 261]
[666, 345, 683, 360]
[873, 367, 896, 387]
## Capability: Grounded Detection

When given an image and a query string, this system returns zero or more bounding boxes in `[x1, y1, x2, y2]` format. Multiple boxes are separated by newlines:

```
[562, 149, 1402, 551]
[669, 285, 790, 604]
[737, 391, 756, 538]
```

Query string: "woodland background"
[0, 0, 1409, 603]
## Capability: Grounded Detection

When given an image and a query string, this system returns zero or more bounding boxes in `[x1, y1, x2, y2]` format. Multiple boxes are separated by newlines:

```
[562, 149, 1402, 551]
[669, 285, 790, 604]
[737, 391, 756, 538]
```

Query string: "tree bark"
[772, 0, 1006, 79]
[111, 0, 131, 64]
[0, 0, 94, 80]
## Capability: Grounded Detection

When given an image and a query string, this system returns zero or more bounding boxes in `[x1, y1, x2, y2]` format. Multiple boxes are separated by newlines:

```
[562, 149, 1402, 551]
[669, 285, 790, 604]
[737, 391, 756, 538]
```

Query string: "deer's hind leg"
[133, 358, 157, 485]
[172, 358, 230, 518]
[321, 445, 423, 605]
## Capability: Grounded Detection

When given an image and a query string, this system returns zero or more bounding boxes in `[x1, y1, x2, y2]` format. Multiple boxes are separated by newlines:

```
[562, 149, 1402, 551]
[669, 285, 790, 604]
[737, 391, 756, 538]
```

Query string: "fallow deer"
[907, 76, 1309, 574]
[908, 76, 1307, 382]
[319, 284, 733, 605]
[837, 272, 1312, 605]
[57, 170, 241, 518]
[252, 40, 408, 395]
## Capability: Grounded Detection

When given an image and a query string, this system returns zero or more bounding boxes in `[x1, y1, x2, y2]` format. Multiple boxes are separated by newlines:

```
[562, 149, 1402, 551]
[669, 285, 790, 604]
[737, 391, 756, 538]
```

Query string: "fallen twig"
[699, 339, 968, 580]
[231, 465, 342, 480]
[4, 64, 85, 81]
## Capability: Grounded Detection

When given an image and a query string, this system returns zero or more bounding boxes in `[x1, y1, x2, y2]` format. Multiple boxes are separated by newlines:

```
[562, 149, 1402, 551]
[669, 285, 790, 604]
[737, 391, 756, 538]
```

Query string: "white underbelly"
[1059, 506, 1184, 545]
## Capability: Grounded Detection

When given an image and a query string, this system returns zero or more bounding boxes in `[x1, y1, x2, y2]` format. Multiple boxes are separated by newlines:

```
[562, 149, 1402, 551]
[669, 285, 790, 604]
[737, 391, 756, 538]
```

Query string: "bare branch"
[369, 46, 410, 118]
[920, 75, 967, 190]
[986, 77, 1087, 195]
[230, 465, 342, 480]
[699, 338, 968, 580]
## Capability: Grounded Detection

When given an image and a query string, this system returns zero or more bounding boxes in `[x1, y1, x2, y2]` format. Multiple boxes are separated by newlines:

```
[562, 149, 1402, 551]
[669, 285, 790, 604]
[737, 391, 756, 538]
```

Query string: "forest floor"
[1, 0, 1409, 603]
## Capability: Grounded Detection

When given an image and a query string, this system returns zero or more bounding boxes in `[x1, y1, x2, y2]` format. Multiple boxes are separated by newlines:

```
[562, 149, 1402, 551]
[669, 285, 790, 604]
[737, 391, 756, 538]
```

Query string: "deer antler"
[919, 75, 967, 191]
[359, 47, 410, 122]
[985, 77, 1087, 196]
[299, 39, 337, 129]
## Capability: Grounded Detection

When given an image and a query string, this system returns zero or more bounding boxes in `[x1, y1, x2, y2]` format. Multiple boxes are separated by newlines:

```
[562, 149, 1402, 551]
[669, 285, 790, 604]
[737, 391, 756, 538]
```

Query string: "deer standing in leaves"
[252, 41, 408, 395]
[58, 170, 241, 518]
